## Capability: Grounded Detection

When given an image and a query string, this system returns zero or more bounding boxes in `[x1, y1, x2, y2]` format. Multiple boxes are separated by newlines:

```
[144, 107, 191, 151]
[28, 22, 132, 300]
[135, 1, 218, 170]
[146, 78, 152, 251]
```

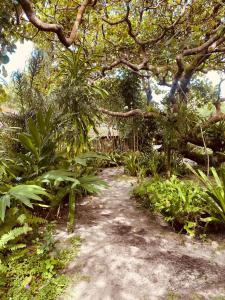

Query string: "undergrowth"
[0, 224, 81, 300]
[133, 168, 225, 237]
[133, 176, 207, 236]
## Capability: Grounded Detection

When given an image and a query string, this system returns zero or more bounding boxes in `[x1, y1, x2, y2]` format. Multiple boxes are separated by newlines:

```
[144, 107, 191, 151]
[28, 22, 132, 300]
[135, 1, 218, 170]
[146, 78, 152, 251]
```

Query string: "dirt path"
[58, 168, 225, 300]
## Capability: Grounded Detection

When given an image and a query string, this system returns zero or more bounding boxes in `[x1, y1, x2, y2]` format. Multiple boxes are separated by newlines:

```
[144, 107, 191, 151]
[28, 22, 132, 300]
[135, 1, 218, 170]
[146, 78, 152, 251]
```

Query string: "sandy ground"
[57, 168, 225, 300]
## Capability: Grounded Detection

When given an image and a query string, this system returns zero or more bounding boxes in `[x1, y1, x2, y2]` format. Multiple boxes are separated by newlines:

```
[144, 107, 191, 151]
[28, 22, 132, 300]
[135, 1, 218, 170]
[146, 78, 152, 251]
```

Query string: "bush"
[187, 165, 225, 225]
[0, 224, 81, 300]
[124, 151, 167, 178]
[133, 176, 207, 236]
[96, 151, 126, 168]
[0, 108, 103, 299]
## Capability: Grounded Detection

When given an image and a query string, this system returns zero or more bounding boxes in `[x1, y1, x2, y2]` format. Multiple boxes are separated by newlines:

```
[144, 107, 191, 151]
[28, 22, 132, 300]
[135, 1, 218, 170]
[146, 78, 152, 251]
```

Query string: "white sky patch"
[4, 41, 225, 99]
[206, 71, 225, 97]
[5, 41, 33, 82]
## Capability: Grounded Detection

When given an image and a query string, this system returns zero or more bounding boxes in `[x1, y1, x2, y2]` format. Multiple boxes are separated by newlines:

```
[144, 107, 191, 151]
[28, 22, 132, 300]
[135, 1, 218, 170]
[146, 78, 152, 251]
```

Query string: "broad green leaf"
[19, 134, 39, 159]
[0, 194, 10, 222]
[28, 118, 41, 147]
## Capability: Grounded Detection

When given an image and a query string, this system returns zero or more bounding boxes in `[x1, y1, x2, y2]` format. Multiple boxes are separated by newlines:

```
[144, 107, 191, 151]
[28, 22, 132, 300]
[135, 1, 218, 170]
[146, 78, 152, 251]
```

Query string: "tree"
[11, 1, 224, 106]
[3, 0, 225, 165]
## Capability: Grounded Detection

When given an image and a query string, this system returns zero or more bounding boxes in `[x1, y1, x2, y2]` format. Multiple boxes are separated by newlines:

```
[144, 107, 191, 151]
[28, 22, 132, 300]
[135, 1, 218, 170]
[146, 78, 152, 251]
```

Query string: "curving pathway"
[58, 168, 225, 300]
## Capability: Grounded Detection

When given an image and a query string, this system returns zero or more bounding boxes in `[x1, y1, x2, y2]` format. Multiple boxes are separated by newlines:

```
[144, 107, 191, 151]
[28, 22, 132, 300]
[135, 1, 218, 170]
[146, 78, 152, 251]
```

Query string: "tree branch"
[102, 57, 168, 76]
[183, 24, 225, 56]
[98, 107, 162, 118]
[168, 54, 184, 102]
[18, 0, 93, 47]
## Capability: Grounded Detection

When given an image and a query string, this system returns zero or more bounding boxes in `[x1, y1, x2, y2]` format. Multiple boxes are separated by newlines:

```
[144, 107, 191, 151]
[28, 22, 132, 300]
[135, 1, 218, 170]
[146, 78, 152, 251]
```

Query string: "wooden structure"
[90, 124, 129, 152]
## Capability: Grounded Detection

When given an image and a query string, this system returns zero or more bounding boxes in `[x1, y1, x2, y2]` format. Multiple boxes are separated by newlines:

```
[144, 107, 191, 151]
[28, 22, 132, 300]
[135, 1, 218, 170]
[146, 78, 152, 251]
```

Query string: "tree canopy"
[6, 0, 224, 105]
[2, 0, 225, 166]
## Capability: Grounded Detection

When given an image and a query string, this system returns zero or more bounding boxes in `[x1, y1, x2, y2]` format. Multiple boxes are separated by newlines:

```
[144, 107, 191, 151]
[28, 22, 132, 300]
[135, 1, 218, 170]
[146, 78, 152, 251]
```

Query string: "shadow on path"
[58, 168, 225, 300]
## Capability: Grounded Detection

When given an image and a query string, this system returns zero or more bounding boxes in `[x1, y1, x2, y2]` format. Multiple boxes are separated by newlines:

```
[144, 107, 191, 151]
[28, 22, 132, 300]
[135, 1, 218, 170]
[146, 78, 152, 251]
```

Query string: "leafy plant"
[124, 151, 167, 178]
[39, 169, 107, 232]
[187, 164, 225, 224]
[95, 151, 124, 168]
[0, 207, 47, 280]
[0, 184, 48, 222]
[124, 151, 143, 177]
[133, 176, 206, 236]
[0, 224, 81, 300]
[17, 109, 61, 178]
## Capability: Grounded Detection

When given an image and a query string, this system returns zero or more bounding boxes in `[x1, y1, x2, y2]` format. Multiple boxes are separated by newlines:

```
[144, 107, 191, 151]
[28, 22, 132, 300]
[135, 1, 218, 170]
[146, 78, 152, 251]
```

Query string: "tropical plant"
[0, 223, 81, 300]
[0, 184, 48, 222]
[39, 168, 106, 232]
[0, 107, 107, 233]
[133, 176, 206, 236]
[124, 151, 167, 178]
[124, 152, 143, 177]
[16, 109, 60, 178]
[52, 50, 106, 156]
[187, 165, 225, 224]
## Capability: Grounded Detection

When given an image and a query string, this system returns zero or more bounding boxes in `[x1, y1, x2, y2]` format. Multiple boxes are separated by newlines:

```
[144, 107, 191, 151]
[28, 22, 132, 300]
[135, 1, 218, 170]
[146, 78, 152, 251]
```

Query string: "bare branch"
[18, 0, 93, 47]
[101, 57, 168, 76]
[98, 107, 162, 118]
[102, 57, 148, 75]
[183, 24, 225, 56]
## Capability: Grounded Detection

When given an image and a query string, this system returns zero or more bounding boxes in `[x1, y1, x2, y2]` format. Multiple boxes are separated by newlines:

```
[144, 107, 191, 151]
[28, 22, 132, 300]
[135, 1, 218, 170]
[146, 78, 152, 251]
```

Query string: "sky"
[5, 41, 34, 82]
[4, 41, 225, 98]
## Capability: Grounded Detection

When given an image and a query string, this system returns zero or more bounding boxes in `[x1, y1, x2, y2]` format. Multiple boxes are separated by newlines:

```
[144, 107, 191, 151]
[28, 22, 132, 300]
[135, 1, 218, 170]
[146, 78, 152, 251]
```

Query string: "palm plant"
[17, 109, 60, 178]
[187, 164, 225, 223]
[0, 184, 48, 222]
[39, 169, 106, 232]
[52, 49, 108, 156]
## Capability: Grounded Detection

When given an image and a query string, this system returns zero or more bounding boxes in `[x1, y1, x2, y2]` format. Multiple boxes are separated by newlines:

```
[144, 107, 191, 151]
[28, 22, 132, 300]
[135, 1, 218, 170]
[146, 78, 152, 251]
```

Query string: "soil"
[57, 168, 225, 300]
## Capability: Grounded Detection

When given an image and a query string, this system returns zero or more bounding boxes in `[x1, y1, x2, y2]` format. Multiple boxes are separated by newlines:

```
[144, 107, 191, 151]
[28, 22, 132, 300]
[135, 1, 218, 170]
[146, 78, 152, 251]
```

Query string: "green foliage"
[39, 168, 106, 232]
[16, 109, 60, 178]
[187, 165, 225, 224]
[0, 224, 81, 300]
[133, 176, 206, 236]
[12, 50, 49, 112]
[52, 50, 105, 155]
[124, 151, 167, 178]
[0, 2, 16, 79]
[96, 151, 125, 168]
[0, 29, 106, 300]
[124, 152, 143, 177]
[0, 207, 47, 281]
[119, 70, 142, 110]
[0, 107, 107, 237]
[0, 184, 48, 222]
[0, 224, 32, 250]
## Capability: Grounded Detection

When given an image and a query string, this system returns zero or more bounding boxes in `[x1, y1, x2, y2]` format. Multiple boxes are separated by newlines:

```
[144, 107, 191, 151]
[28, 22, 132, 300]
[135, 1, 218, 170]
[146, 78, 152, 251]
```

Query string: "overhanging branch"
[18, 0, 93, 47]
[98, 107, 162, 118]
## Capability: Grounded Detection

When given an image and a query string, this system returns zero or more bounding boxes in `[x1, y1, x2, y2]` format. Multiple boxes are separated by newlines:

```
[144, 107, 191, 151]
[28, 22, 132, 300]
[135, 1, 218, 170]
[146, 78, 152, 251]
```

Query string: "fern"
[0, 225, 32, 250]
[8, 243, 27, 251]
[26, 215, 47, 225]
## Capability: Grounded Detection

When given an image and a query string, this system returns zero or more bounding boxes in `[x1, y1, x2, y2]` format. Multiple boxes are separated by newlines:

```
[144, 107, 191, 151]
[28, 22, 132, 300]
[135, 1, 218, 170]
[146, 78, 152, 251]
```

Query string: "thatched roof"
[0, 105, 17, 114]
[89, 124, 119, 138]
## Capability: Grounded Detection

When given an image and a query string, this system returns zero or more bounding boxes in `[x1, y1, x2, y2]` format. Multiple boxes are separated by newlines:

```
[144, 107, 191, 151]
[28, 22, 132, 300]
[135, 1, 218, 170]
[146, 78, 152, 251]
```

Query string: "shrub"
[95, 151, 125, 168]
[124, 151, 167, 178]
[187, 165, 225, 225]
[124, 151, 142, 176]
[0, 224, 81, 300]
[133, 176, 207, 236]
